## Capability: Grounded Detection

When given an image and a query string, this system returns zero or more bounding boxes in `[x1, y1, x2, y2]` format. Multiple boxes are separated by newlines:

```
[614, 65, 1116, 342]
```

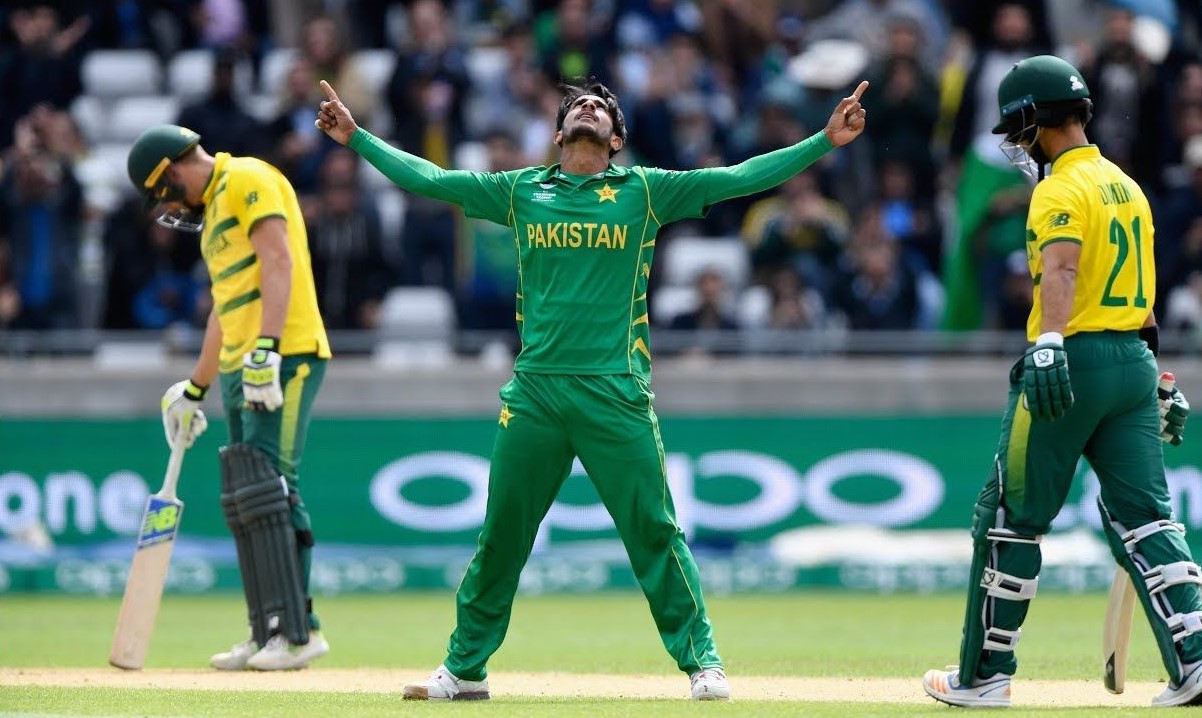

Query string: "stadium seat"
[660, 237, 750, 290]
[69, 95, 107, 144]
[374, 188, 407, 242]
[464, 46, 509, 87]
[651, 285, 699, 326]
[76, 142, 135, 211]
[105, 96, 181, 143]
[243, 93, 280, 123]
[377, 286, 457, 336]
[166, 49, 255, 101]
[351, 49, 396, 97]
[737, 285, 773, 329]
[454, 141, 488, 172]
[260, 48, 298, 95]
[82, 50, 162, 99]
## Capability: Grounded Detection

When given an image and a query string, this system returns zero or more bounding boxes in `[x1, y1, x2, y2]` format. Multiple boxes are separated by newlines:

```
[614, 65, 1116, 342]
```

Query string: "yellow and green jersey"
[1025, 144, 1155, 341]
[350, 128, 833, 378]
[200, 152, 331, 370]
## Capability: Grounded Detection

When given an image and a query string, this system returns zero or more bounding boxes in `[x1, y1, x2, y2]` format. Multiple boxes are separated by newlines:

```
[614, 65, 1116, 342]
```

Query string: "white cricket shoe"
[210, 638, 258, 671]
[403, 664, 490, 701]
[1153, 661, 1202, 706]
[923, 666, 1011, 707]
[245, 631, 330, 671]
[690, 667, 731, 701]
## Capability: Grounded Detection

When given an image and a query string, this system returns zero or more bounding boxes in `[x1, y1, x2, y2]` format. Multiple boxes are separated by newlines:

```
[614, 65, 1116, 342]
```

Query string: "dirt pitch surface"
[0, 668, 1169, 706]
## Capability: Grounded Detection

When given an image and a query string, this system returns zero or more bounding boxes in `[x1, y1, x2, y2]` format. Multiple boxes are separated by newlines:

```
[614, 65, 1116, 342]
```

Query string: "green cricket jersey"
[349, 128, 833, 378]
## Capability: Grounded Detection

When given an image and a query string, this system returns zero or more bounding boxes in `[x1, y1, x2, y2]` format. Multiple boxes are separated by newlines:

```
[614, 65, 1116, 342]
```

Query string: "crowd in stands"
[3, 0, 1202, 356]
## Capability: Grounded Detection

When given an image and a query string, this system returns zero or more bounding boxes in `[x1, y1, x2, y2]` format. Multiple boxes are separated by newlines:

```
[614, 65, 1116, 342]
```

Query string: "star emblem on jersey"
[595, 184, 619, 203]
[498, 403, 514, 428]
[1034, 349, 1055, 368]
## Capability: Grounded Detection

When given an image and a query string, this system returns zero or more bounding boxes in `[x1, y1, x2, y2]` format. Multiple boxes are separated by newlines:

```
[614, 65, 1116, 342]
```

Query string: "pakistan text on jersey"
[1097, 181, 1133, 205]
[525, 222, 629, 250]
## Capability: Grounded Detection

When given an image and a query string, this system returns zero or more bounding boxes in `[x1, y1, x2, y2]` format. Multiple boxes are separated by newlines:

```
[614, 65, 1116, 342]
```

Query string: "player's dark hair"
[556, 76, 627, 156]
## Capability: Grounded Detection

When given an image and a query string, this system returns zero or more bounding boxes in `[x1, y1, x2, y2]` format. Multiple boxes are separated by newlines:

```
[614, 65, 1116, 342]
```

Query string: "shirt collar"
[201, 152, 231, 204]
[1051, 144, 1100, 172]
[531, 163, 631, 184]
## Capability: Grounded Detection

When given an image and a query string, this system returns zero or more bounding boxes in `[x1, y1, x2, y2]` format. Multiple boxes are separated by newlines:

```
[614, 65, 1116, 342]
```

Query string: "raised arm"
[314, 80, 489, 207]
[702, 81, 868, 204]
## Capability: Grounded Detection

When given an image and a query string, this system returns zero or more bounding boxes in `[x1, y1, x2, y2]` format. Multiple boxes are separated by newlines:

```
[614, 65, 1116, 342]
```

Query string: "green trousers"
[220, 354, 326, 629]
[444, 372, 722, 681]
[969, 331, 1202, 677]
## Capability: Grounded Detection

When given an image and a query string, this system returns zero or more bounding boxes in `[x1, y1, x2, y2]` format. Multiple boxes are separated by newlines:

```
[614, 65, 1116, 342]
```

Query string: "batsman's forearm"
[348, 128, 469, 205]
[191, 310, 221, 388]
[1040, 269, 1076, 335]
[258, 255, 291, 341]
[701, 131, 834, 204]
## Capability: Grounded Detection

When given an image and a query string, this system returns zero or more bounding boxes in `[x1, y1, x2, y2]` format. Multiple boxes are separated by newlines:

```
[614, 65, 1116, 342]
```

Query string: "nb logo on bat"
[137, 497, 182, 549]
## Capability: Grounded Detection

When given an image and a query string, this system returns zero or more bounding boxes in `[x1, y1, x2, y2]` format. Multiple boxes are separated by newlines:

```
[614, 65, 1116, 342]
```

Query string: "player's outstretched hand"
[823, 80, 869, 148]
[315, 80, 358, 146]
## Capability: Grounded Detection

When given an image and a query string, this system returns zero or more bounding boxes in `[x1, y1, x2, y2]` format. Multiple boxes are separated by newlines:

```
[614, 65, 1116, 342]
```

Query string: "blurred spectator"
[997, 249, 1033, 331]
[1164, 271, 1202, 331]
[104, 199, 207, 330]
[877, 159, 940, 276]
[301, 14, 378, 127]
[536, 0, 615, 85]
[176, 50, 264, 157]
[949, 3, 1039, 163]
[742, 173, 848, 293]
[697, 0, 775, 101]
[668, 268, 739, 331]
[1157, 135, 1202, 301]
[864, 15, 940, 194]
[86, 0, 197, 57]
[0, 107, 85, 329]
[807, 0, 948, 71]
[0, 1, 87, 149]
[266, 57, 335, 194]
[765, 266, 825, 330]
[307, 149, 393, 330]
[947, 0, 1052, 52]
[387, 0, 470, 160]
[458, 129, 522, 332]
[830, 209, 922, 330]
[1079, 6, 1165, 194]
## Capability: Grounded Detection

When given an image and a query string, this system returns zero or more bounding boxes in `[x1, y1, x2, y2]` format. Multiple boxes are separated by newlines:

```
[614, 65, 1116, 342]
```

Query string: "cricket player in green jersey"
[317, 75, 868, 701]
[923, 56, 1200, 708]
[127, 124, 332, 672]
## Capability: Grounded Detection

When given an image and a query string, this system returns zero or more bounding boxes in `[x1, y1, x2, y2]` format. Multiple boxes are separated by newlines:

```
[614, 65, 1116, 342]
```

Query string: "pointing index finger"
[851, 80, 869, 101]
[320, 80, 340, 103]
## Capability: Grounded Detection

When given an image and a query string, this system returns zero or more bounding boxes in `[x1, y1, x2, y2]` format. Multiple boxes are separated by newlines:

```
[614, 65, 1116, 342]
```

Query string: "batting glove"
[161, 379, 209, 449]
[1160, 383, 1190, 446]
[242, 336, 283, 412]
[1022, 332, 1074, 420]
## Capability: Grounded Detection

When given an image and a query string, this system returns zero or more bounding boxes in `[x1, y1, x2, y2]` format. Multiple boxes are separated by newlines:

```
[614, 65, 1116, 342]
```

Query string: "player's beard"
[563, 122, 610, 148]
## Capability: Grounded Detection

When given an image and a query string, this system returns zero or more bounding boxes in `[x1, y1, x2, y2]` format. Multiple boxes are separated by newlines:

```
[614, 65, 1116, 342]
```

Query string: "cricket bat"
[109, 443, 186, 670]
[1102, 371, 1176, 693]
[1102, 568, 1136, 693]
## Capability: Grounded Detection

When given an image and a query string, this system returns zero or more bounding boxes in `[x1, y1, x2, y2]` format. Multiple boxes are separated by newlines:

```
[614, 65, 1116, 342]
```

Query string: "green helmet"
[991, 55, 1092, 136]
[127, 125, 204, 230]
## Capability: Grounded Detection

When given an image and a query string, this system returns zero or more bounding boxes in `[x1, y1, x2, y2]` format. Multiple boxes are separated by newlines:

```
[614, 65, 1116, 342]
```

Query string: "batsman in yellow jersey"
[127, 125, 332, 671]
[922, 56, 1200, 708]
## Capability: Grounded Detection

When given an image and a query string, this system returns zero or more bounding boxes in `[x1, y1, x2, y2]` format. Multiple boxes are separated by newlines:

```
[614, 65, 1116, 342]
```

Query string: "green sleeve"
[642, 131, 834, 224]
[348, 128, 521, 226]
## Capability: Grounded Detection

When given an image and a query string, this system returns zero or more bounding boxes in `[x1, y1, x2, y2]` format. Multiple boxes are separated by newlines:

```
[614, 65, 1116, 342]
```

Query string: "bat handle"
[1159, 371, 1177, 400]
[159, 444, 186, 500]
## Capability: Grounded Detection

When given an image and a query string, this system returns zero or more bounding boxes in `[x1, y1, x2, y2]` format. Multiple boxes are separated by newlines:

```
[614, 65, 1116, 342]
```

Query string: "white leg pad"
[983, 627, 1021, 652]
[981, 568, 1039, 600]
[1144, 562, 1202, 595]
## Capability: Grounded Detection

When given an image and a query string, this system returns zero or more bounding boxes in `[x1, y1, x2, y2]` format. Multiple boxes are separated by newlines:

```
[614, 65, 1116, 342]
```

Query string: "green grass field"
[0, 591, 1174, 716]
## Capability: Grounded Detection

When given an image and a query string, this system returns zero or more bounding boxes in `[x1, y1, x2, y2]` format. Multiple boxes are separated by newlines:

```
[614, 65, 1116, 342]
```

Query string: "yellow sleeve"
[227, 163, 289, 235]
[1028, 179, 1086, 250]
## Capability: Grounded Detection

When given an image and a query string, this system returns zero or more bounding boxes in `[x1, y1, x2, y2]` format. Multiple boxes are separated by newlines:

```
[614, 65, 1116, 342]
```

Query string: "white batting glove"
[242, 337, 283, 411]
[161, 379, 209, 449]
